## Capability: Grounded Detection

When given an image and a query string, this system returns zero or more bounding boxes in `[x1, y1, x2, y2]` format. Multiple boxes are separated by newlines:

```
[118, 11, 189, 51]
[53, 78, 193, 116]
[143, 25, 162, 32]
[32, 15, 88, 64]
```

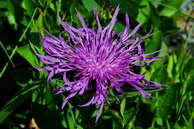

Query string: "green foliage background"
[0, 0, 194, 129]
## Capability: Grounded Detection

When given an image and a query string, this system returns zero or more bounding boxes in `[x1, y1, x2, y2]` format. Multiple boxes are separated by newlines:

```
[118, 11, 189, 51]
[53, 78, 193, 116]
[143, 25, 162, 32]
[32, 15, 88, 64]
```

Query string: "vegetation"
[0, 0, 194, 128]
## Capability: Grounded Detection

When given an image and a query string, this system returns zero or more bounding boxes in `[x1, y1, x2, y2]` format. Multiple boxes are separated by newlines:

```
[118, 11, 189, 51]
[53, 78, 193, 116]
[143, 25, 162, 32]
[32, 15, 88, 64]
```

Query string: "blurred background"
[0, 0, 194, 129]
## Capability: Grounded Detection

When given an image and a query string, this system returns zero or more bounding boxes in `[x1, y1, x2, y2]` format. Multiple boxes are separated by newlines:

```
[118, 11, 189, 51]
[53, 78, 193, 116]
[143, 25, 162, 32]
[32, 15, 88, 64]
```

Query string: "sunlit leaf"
[17, 44, 40, 68]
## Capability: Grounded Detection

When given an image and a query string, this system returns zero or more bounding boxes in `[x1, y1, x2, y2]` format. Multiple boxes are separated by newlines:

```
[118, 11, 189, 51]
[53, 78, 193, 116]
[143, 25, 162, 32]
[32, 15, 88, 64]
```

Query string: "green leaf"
[160, 7, 177, 17]
[0, 81, 41, 123]
[56, 0, 62, 13]
[145, 28, 162, 53]
[31, 13, 44, 33]
[159, 42, 168, 58]
[81, 0, 101, 12]
[136, 0, 151, 23]
[159, 0, 184, 17]
[110, 110, 123, 128]
[19, 8, 37, 42]
[21, 0, 36, 16]
[17, 44, 40, 68]
[166, 119, 171, 129]
[109, 0, 141, 18]
[167, 55, 174, 79]
[123, 108, 136, 127]
[156, 86, 177, 119]
[0, 45, 17, 78]
[7, 0, 17, 29]
[67, 103, 76, 129]
[49, 2, 55, 12]
[0, 1, 6, 8]
[176, 70, 194, 116]
[114, 22, 125, 34]
[120, 98, 126, 117]
[112, 119, 123, 129]
[155, 117, 163, 126]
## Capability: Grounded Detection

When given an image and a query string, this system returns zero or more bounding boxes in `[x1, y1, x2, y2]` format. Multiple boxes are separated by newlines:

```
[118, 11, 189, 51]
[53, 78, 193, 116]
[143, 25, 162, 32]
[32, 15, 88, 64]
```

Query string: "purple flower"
[37, 6, 161, 121]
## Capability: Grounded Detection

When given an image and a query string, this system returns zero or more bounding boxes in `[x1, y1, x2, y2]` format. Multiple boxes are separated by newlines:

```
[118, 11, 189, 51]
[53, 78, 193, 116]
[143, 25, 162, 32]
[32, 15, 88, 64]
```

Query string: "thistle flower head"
[37, 6, 161, 121]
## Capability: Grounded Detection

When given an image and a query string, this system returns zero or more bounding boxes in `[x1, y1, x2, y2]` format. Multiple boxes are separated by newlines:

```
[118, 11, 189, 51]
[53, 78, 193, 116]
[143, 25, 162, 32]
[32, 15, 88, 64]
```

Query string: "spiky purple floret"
[37, 6, 161, 121]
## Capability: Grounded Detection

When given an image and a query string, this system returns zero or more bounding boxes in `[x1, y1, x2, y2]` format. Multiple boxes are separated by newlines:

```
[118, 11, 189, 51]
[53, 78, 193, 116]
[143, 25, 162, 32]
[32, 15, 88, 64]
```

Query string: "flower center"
[75, 54, 120, 79]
